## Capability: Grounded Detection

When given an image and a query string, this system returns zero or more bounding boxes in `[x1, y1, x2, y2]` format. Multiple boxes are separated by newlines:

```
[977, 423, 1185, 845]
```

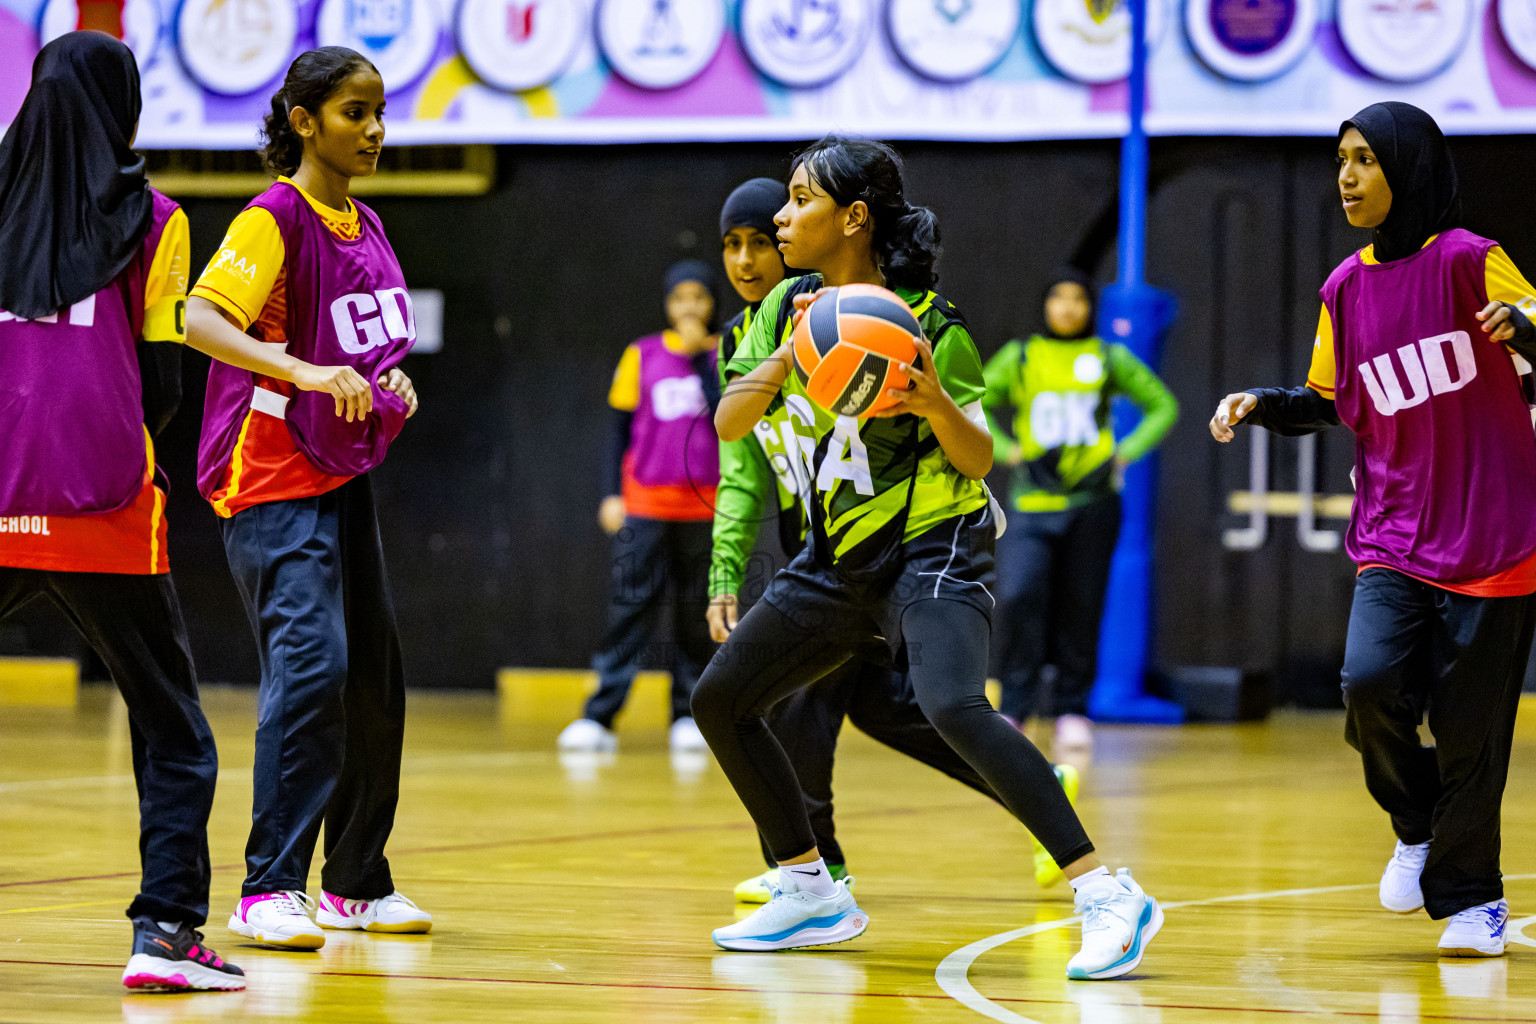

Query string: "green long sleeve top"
[982, 334, 1178, 512]
[709, 303, 802, 598]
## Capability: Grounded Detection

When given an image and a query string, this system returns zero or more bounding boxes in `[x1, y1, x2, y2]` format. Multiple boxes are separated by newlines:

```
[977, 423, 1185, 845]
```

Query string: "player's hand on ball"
[873, 335, 947, 419]
[598, 495, 626, 536]
[1210, 392, 1258, 442]
[296, 363, 373, 422]
[790, 288, 830, 327]
[1477, 301, 1519, 344]
[379, 367, 419, 418]
[707, 594, 739, 642]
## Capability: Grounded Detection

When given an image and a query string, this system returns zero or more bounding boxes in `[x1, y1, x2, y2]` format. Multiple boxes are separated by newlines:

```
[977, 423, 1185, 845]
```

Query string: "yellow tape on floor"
[0, 658, 77, 707]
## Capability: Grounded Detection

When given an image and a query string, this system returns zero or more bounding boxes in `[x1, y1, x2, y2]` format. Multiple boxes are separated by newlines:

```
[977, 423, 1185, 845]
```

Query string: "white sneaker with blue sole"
[1066, 869, 1163, 980]
[712, 878, 867, 951]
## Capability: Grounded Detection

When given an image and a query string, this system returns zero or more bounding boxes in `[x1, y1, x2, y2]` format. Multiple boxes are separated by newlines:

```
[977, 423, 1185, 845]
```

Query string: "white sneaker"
[316, 890, 433, 933]
[1054, 715, 1094, 753]
[1066, 869, 1163, 980]
[1438, 899, 1508, 957]
[228, 891, 325, 950]
[558, 718, 617, 752]
[670, 716, 709, 752]
[713, 878, 868, 951]
[1379, 840, 1429, 913]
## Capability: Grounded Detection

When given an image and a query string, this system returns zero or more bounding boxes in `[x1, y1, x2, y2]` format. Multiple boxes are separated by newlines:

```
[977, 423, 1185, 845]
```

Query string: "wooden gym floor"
[2, 683, 1536, 1023]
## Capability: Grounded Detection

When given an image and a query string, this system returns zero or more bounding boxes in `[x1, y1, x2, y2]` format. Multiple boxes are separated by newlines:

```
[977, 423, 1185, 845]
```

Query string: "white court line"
[936, 874, 1536, 1023]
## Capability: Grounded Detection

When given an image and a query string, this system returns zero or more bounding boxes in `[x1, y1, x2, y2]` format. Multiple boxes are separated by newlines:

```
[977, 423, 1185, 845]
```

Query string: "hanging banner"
[3, 0, 1536, 145]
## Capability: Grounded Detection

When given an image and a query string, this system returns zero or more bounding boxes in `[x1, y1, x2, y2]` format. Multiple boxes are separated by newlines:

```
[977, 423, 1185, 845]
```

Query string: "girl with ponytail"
[184, 46, 431, 949]
[695, 136, 1163, 979]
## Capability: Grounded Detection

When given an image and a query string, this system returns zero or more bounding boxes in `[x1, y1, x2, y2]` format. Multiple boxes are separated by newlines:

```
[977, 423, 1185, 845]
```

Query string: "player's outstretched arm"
[1211, 386, 1338, 441]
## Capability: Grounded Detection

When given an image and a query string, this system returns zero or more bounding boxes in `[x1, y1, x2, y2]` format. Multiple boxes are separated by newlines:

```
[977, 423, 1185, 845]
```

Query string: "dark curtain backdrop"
[5, 137, 1534, 698]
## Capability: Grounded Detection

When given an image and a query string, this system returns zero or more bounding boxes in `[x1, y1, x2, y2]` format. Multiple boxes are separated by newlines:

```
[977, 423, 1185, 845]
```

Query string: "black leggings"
[693, 596, 1094, 867]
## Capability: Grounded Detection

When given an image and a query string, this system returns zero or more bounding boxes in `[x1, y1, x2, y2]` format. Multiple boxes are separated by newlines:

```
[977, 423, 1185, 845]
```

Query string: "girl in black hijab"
[1344, 101, 1462, 264]
[0, 33, 244, 992]
[0, 31, 153, 320]
[1211, 101, 1536, 959]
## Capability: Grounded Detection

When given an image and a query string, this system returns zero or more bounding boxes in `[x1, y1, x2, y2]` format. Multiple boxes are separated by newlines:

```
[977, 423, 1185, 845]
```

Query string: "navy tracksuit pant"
[0, 569, 218, 926]
[221, 474, 404, 900]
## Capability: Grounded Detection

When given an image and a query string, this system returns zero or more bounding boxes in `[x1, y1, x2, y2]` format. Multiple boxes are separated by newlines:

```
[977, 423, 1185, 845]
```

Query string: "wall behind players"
[5, 137, 1532, 701]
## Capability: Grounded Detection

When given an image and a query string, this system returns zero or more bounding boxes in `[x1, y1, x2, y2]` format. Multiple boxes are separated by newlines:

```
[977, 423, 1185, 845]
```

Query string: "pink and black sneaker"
[122, 917, 245, 991]
[316, 890, 433, 933]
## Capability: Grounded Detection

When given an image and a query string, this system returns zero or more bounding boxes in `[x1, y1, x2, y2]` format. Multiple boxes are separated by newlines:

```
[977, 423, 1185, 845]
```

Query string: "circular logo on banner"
[39, 0, 163, 65]
[176, 0, 299, 95]
[1185, 0, 1315, 80]
[887, 0, 1020, 82]
[739, 0, 874, 88]
[457, 0, 587, 92]
[1497, 0, 1536, 71]
[318, 0, 444, 93]
[596, 0, 725, 90]
[1032, 0, 1167, 84]
[1336, 0, 1472, 81]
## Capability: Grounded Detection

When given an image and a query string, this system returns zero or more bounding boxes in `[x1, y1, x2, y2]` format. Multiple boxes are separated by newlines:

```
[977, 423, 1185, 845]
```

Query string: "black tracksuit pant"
[1341, 568, 1536, 919]
[0, 569, 218, 926]
[586, 518, 714, 728]
[756, 657, 1001, 869]
[221, 474, 405, 900]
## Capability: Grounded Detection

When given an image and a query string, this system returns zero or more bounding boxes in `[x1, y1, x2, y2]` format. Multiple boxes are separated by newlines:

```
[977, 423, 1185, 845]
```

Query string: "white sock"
[155, 920, 182, 935]
[779, 858, 838, 897]
[1068, 866, 1112, 893]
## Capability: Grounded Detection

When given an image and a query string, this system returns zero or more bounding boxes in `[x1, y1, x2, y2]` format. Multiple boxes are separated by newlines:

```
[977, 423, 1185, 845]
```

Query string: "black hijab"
[0, 32, 152, 320]
[1340, 102, 1461, 264]
[1041, 268, 1097, 340]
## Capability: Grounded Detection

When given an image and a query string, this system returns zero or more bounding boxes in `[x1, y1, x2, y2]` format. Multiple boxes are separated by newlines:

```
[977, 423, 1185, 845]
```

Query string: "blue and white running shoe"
[712, 878, 868, 951]
[1438, 899, 1508, 957]
[1066, 868, 1163, 980]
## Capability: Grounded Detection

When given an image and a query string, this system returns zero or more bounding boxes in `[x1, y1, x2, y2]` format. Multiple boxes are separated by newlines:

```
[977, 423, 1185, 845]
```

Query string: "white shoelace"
[380, 891, 420, 911]
[268, 890, 316, 917]
[1077, 887, 1124, 930]
[1448, 902, 1504, 931]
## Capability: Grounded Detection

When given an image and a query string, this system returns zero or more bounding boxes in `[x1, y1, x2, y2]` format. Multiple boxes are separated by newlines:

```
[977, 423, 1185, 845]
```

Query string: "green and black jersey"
[724, 275, 990, 571]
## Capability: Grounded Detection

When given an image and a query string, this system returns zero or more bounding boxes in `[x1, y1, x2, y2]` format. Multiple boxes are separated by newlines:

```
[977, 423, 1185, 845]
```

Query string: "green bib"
[1009, 336, 1117, 506]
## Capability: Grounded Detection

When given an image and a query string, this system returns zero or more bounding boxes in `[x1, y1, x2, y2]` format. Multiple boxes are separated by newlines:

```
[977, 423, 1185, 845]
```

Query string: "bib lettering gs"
[1326, 229, 1536, 581]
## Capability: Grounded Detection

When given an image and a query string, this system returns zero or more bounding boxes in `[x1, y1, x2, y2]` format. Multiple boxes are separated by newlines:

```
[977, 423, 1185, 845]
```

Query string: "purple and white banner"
[2, 0, 1535, 145]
